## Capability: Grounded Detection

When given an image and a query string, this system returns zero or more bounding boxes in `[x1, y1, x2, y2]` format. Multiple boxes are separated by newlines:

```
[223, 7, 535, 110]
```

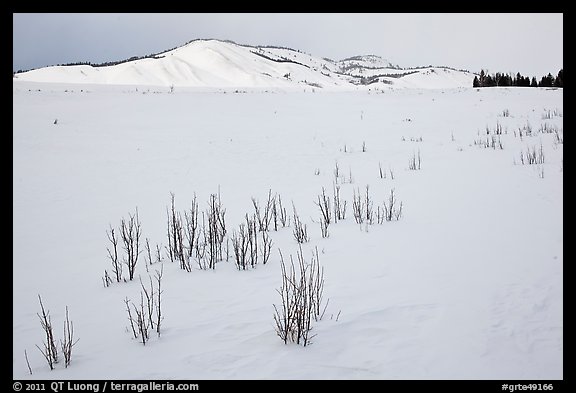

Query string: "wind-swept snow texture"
[13, 39, 475, 90]
[13, 81, 562, 380]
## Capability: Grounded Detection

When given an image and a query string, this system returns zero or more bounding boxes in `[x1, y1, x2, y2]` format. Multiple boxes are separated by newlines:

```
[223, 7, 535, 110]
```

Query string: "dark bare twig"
[154, 265, 164, 337]
[25, 350, 33, 375]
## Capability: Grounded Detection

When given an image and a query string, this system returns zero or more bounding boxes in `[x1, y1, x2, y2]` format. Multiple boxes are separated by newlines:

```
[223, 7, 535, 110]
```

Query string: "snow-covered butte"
[13, 39, 475, 90]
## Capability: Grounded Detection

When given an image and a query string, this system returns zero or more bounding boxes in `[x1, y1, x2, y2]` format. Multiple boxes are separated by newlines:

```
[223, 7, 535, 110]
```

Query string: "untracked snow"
[13, 81, 562, 379]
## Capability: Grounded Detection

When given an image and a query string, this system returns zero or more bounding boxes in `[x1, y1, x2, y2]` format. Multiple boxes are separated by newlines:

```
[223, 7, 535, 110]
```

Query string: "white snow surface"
[13, 39, 475, 90]
[13, 81, 562, 380]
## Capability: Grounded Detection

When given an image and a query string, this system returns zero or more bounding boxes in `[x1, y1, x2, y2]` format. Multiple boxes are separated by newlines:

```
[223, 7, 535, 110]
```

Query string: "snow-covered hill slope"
[13, 39, 476, 90]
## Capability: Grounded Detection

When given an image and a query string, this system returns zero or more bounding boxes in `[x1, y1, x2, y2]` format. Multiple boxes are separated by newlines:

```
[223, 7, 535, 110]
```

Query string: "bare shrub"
[154, 266, 164, 337]
[379, 188, 403, 223]
[260, 230, 273, 265]
[474, 135, 503, 149]
[292, 205, 309, 243]
[519, 142, 545, 165]
[106, 225, 122, 282]
[184, 195, 199, 266]
[246, 214, 259, 267]
[232, 223, 250, 270]
[60, 306, 79, 368]
[315, 188, 331, 238]
[35, 295, 58, 370]
[554, 129, 563, 145]
[347, 167, 354, 184]
[542, 108, 562, 119]
[166, 193, 186, 270]
[125, 267, 164, 344]
[102, 270, 112, 288]
[133, 293, 150, 345]
[277, 194, 289, 228]
[198, 192, 227, 269]
[120, 207, 142, 281]
[352, 188, 364, 224]
[273, 247, 327, 346]
[333, 184, 347, 222]
[539, 123, 559, 134]
[334, 161, 341, 184]
[379, 162, 386, 179]
[364, 185, 374, 224]
[252, 189, 274, 232]
[309, 247, 328, 322]
[408, 150, 421, 170]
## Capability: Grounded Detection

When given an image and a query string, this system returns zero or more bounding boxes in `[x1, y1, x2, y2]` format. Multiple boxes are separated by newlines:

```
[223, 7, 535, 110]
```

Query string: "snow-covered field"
[13, 82, 562, 379]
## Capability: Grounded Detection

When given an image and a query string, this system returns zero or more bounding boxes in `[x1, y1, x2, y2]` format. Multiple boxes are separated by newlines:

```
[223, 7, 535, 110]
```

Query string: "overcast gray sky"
[13, 13, 563, 78]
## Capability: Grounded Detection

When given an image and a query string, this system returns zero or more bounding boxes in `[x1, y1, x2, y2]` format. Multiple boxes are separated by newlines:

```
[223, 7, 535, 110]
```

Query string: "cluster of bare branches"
[121, 208, 142, 280]
[408, 149, 422, 170]
[292, 205, 309, 243]
[377, 189, 403, 223]
[167, 193, 202, 271]
[484, 122, 504, 135]
[474, 135, 504, 149]
[352, 188, 364, 224]
[273, 247, 327, 346]
[519, 143, 545, 165]
[541, 108, 562, 119]
[232, 214, 273, 270]
[352, 186, 374, 224]
[377, 163, 395, 180]
[105, 226, 121, 284]
[35, 295, 78, 370]
[232, 220, 250, 270]
[313, 184, 348, 238]
[165, 192, 227, 271]
[275, 194, 289, 229]
[103, 207, 142, 285]
[201, 193, 227, 269]
[60, 306, 78, 368]
[333, 184, 347, 222]
[35, 295, 58, 370]
[515, 121, 533, 140]
[353, 185, 403, 225]
[125, 266, 164, 345]
[538, 123, 560, 135]
[252, 190, 275, 232]
[253, 190, 290, 231]
[553, 129, 563, 145]
[166, 192, 188, 270]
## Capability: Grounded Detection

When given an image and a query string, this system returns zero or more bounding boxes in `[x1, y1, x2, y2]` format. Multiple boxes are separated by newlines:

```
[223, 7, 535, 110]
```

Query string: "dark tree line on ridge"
[473, 69, 563, 88]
